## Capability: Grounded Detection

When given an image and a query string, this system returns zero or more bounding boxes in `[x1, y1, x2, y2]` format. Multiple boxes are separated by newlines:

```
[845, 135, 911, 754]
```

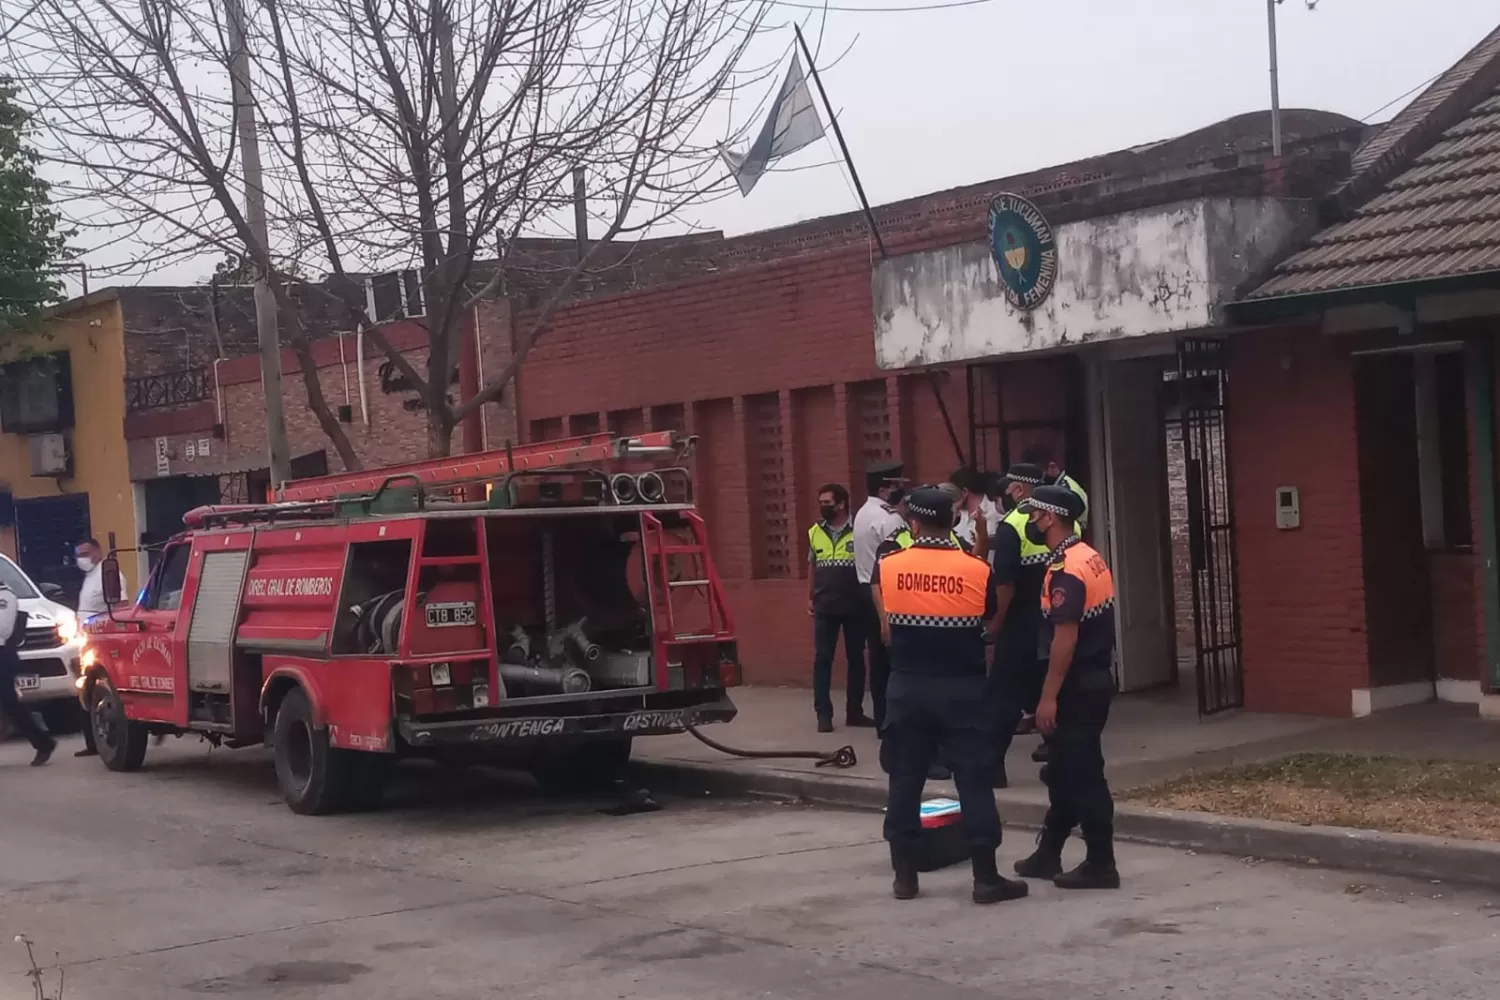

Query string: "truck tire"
[530, 737, 633, 792]
[271, 688, 354, 815]
[90, 677, 149, 772]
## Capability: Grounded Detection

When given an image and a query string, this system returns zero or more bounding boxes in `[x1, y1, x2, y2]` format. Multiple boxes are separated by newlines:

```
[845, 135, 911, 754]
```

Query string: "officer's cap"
[1004, 462, 1045, 486]
[1019, 484, 1084, 521]
[867, 458, 906, 479]
[904, 485, 953, 524]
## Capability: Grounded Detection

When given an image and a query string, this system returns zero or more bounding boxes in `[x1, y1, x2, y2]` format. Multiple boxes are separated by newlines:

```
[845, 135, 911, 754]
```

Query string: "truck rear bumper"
[398, 693, 737, 747]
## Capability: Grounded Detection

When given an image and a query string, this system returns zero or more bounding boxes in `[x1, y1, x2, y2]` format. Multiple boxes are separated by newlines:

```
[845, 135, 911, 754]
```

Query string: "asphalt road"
[3, 735, 1499, 1000]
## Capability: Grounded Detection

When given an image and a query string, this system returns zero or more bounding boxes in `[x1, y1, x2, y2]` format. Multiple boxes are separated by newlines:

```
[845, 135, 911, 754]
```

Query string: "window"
[145, 544, 191, 612]
[0, 352, 74, 434]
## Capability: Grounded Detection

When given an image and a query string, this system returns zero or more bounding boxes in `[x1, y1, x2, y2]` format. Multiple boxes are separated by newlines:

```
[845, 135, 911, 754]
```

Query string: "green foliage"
[0, 76, 68, 337]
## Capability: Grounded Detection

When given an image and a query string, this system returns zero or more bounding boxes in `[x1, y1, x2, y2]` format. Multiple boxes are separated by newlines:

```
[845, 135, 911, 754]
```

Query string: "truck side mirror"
[101, 556, 123, 605]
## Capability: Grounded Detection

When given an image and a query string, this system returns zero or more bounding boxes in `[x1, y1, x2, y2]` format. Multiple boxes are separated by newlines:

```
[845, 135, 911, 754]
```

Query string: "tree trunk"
[426, 405, 453, 459]
[289, 339, 362, 471]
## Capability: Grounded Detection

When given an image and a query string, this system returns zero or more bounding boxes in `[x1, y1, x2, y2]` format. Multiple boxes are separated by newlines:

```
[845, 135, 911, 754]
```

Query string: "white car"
[1, 553, 86, 740]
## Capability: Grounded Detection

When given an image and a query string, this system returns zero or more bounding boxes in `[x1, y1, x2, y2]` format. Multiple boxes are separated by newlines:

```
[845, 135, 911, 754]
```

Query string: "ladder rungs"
[668, 579, 710, 588]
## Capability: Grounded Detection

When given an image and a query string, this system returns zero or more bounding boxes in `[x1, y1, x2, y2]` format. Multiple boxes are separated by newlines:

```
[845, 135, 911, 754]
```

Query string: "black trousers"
[882, 672, 1002, 854]
[812, 610, 866, 720]
[989, 633, 1043, 766]
[859, 590, 890, 729]
[1041, 671, 1115, 852]
[0, 647, 53, 751]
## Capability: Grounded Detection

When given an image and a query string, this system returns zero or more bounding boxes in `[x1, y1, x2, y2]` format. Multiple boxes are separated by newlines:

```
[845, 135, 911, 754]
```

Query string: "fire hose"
[682, 723, 858, 769]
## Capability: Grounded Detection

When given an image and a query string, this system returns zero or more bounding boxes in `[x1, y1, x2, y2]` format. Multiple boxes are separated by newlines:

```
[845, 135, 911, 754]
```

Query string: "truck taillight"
[396, 660, 494, 716]
[719, 643, 741, 688]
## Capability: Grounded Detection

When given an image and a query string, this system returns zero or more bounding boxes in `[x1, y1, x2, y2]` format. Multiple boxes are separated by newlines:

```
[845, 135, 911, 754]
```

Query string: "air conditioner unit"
[27, 432, 71, 477]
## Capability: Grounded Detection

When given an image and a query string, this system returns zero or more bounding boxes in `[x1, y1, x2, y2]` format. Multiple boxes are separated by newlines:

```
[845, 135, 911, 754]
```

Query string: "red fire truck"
[77, 432, 740, 814]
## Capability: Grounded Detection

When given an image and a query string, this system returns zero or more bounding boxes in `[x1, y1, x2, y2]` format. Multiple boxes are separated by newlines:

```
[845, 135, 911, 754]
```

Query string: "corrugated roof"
[1246, 23, 1500, 300]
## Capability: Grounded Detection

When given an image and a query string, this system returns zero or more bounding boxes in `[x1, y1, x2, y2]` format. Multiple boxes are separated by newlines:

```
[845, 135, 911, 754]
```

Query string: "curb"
[633, 759, 1500, 893]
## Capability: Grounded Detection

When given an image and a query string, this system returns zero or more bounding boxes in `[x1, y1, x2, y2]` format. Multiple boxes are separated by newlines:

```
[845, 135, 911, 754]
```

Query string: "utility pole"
[225, 0, 292, 487]
[1267, 0, 1283, 157]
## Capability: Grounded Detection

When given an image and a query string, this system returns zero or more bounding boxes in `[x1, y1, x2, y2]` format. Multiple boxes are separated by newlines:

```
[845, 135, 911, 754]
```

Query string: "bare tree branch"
[6, 0, 775, 458]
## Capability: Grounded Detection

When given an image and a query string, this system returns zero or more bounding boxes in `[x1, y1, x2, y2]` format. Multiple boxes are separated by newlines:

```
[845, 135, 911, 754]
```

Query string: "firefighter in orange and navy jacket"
[1012, 484, 1120, 890]
[872, 486, 1029, 905]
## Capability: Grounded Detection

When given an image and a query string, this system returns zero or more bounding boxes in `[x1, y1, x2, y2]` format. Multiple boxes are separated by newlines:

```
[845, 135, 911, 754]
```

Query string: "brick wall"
[130, 303, 516, 485]
[515, 246, 976, 686]
[1229, 327, 1369, 716]
[1163, 424, 1198, 669]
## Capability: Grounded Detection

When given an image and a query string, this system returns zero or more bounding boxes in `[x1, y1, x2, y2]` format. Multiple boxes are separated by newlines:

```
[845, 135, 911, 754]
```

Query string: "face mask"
[819, 505, 838, 522]
[1025, 519, 1048, 546]
[886, 488, 906, 506]
[76, 557, 96, 572]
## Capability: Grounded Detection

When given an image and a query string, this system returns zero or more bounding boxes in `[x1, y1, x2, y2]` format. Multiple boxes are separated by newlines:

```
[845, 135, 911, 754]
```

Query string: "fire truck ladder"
[276, 431, 690, 503]
[640, 510, 731, 643]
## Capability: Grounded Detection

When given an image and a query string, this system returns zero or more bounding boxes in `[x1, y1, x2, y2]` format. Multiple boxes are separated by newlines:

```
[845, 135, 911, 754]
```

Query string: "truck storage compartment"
[485, 511, 658, 698]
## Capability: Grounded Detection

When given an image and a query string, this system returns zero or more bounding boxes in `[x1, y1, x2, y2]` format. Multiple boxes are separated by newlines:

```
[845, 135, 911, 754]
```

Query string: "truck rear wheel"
[91, 678, 148, 772]
[530, 737, 633, 792]
[271, 687, 355, 815]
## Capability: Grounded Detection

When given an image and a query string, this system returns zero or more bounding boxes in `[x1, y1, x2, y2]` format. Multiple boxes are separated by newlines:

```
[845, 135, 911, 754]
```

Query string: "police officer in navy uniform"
[1012, 485, 1120, 890]
[872, 486, 1029, 904]
[986, 462, 1051, 788]
[807, 483, 869, 733]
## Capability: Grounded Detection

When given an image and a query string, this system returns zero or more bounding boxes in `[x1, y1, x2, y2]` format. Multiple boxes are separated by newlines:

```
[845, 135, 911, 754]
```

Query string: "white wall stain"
[872, 197, 1307, 368]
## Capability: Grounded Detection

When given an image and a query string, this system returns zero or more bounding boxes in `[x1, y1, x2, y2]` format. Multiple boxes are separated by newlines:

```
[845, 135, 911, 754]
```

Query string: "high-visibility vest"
[880, 542, 991, 629]
[1057, 473, 1090, 531]
[1003, 507, 1053, 567]
[1043, 540, 1115, 620]
[808, 521, 856, 567]
[889, 527, 963, 550]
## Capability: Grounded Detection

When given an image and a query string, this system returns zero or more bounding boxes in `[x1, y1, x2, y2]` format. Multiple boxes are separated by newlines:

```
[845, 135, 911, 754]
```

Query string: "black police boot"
[970, 850, 1029, 904]
[846, 711, 877, 728]
[890, 845, 919, 900]
[1030, 741, 1050, 764]
[927, 762, 952, 781]
[1013, 827, 1067, 880]
[817, 714, 834, 734]
[1053, 831, 1119, 890]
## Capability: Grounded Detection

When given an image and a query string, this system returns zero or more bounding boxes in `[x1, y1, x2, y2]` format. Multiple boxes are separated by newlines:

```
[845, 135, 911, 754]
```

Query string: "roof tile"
[1246, 29, 1500, 300]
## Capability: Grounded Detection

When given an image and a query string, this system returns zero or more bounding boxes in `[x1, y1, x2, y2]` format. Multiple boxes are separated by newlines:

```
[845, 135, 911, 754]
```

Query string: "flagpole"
[793, 24, 887, 259]
[792, 24, 968, 467]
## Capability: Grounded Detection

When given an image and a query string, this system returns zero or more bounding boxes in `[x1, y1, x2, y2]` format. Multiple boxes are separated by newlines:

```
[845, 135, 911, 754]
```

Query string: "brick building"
[1232, 22, 1500, 719]
[512, 108, 1370, 703]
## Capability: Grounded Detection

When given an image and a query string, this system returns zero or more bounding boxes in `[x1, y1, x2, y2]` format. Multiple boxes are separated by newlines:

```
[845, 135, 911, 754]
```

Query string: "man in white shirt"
[0, 578, 56, 765]
[852, 460, 907, 729]
[73, 537, 126, 758]
[75, 537, 127, 618]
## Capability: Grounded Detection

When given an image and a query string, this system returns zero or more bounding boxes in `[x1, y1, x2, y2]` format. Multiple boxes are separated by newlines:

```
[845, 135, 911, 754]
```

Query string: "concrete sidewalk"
[635, 685, 1500, 890]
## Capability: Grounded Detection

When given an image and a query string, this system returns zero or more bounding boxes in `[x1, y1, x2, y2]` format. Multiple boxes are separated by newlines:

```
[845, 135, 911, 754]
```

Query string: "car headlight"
[55, 611, 78, 643]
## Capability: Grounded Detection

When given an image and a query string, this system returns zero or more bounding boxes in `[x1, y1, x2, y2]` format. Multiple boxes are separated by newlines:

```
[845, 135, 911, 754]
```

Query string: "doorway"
[1100, 357, 1176, 692]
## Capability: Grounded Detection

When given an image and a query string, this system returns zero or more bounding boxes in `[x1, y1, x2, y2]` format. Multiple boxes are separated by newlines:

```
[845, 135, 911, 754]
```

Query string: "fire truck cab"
[78, 432, 740, 814]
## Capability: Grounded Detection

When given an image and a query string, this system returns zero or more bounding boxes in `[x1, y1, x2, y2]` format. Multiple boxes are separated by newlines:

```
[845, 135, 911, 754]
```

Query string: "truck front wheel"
[90, 678, 148, 772]
[271, 687, 355, 815]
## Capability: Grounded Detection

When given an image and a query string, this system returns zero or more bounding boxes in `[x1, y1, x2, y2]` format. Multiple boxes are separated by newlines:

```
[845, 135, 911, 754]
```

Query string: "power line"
[1362, 71, 1443, 123]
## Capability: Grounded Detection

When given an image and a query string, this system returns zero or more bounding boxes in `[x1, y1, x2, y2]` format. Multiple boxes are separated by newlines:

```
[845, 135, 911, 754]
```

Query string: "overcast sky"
[687, 0, 1499, 240]
[64, 0, 1500, 289]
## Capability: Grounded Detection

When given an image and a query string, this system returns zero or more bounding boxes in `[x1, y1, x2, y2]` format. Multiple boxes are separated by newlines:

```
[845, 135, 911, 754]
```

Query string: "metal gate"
[1173, 338, 1243, 714]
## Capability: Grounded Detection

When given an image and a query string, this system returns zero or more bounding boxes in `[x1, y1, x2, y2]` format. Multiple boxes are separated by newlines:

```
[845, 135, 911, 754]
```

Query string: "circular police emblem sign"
[988, 193, 1058, 311]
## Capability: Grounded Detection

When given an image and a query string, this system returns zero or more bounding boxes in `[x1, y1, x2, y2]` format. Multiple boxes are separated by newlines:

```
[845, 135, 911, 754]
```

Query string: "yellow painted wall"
[0, 296, 136, 586]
